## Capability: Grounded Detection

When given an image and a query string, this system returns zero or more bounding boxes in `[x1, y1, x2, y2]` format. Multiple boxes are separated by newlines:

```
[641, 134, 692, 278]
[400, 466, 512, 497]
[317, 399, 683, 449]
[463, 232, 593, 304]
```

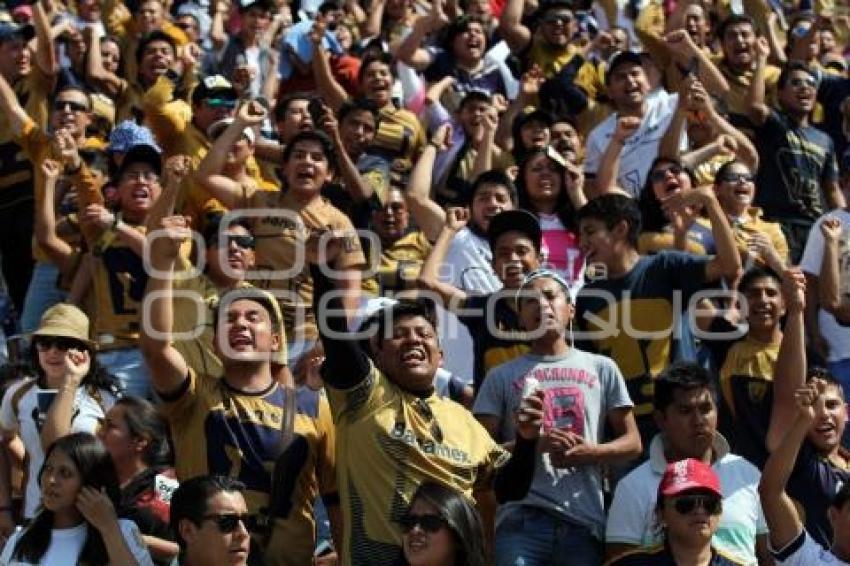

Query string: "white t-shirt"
[799, 209, 850, 362]
[606, 434, 768, 565]
[0, 519, 153, 565]
[0, 379, 117, 518]
[771, 530, 850, 565]
[584, 90, 684, 197]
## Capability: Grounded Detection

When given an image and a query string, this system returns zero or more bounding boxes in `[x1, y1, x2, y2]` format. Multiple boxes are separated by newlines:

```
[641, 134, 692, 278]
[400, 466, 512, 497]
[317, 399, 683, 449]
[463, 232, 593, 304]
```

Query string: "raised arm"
[138, 215, 191, 397]
[748, 36, 772, 126]
[40, 345, 93, 449]
[658, 84, 690, 163]
[35, 159, 75, 272]
[32, 0, 58, 78]
[591, 117, 640, 198]
[495, 66, 544, 153]
[210, 0, 230, 52]
[766, 269, 807, 453]
[499, 0, 531, 54]
[417, 207, 471, 310]
[310, 19, 349, 112]
[316, 103, 375, 204]
[406, 125, 449, 242]
[85, 26, 126, 99]
[362, 0, 387, 40]
[664, 30, 730, 96]
[760, 381, 822, 552]
[0, 70, 32, 138]
[194, 102, 266, 209]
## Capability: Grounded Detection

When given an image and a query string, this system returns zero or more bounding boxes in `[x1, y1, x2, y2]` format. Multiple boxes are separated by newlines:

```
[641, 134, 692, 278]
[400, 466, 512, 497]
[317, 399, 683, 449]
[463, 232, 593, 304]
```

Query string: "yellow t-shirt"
[327, 364, 509, 565]
[362, 230, 432, 296]
[161, 369, 336, 566]
[245, 191, 366, 341]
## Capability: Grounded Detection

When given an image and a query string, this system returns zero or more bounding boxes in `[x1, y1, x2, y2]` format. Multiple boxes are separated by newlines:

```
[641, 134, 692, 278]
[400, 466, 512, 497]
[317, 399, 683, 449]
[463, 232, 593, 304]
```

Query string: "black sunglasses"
[543, 12, 573, 24]
[222, 235, 256, 249]
[54, 100, 89, 113]
[399, 513, 446, 533]
[672, 494, 722, 515]
[649, 164, 684, 184]
[718, 172, 754, 184]
[35, 336, 85, 352]
[202, 513, 251, 533]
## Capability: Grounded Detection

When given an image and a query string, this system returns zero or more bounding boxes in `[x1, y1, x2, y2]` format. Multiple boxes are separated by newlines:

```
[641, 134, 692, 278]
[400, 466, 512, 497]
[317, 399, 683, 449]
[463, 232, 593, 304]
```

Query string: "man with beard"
[310, 251, 542, 564]
[749, 39, 844, 263]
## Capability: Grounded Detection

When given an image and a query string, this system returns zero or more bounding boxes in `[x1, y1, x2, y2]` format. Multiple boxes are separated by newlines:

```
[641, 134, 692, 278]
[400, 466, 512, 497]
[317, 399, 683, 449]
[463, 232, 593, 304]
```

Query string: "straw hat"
[31, 304, 98, 351]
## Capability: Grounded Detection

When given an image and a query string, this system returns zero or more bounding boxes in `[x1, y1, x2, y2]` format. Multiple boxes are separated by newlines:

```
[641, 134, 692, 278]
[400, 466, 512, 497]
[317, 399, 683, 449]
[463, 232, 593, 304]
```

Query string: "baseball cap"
[487, 209, 542, 253]
[117, 143, 162, 179]
[658, 459, 722, 499]
[0, 21, 33, 42]
[108, 120, 161, 154]
[605, 50, 643, 84]
[459, 89, 492, 109]
[516, 269, 572, 305]
[192, 75, 238, 105]
[207, 118, 256, 144]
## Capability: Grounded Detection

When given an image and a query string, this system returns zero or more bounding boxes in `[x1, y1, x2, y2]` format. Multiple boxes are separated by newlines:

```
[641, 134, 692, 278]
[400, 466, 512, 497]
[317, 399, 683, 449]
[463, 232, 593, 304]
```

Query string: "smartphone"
[36, 390, 58, 415]
[308, 97, 325, 126]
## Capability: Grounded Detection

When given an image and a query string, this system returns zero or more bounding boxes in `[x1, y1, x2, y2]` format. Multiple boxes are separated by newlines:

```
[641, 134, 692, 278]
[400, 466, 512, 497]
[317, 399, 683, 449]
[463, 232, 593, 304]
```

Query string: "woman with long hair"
[515, 147, 586, 292]
[608, 459, 744, 565]
[637, 157, 716, 256]
[98, 397, 178, 564]
[399, 482, 487, 566]
[0, 304, 120, 525]
[0, 433, 152, 565]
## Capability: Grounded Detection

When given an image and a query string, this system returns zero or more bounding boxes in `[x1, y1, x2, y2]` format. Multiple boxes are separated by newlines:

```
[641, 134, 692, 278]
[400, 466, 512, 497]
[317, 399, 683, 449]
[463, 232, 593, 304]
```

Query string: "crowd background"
[0, 0, 845, 563]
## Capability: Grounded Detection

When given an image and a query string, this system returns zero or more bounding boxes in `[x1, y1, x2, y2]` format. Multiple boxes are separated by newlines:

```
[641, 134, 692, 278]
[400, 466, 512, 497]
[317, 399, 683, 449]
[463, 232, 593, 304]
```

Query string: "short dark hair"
[202, 212, 254, 248]
[170, 476, 246, 548]
[469, 170, 518, 206]
[778, 61, 817, 90]
[654, 361, 718, 413]
[273, 91, 312, 122]
[357, 52, 396, 85]
[639, 156, 695, 233]
[717, 14, 756, 42]
[443, 15, 488, 52]
[738, 265, 781, 296]
[337, 97, 379, 123]
[135, 30, 175, 63]
[282, 130, 337, 172]
[213, 287, 282, 334]
[576, 193, 641, 248]
[373, 299, 438, 349]
[713, 159, 749, 185]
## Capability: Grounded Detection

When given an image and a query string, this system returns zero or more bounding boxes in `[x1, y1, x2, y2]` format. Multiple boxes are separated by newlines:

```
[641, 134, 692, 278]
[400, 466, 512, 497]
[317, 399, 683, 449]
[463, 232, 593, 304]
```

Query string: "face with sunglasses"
[648, 161, 691, 202]
[372, 189, 410, 243]
[779, 69, 817, 115]
[540, 9, 575, 46]
[661, 490, 723, 544]
[402, 499, 456, 566]
[50, 90, 92, 138]
[34, 336, 91, 384]
[206, 225, 256, 284]
[714, 163, 755, 214]
[179, 491, 251, 566]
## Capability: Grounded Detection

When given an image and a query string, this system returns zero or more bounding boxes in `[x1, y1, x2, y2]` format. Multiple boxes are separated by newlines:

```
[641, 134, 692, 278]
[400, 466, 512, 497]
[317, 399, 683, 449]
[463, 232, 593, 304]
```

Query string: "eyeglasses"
[224, 235, 256, 249]
[672, 494, 723, 515]
[35, 337, 84, 352]
[176, 22, 198, 32]
[205, 98, 238, 109]
[399, 513, 447, 533]
[54, 100, 89, 113]
[542, 12, 573, 25]
[789, 76, 817, 89]
[121, 171, 160, 183]
[649, 164, 683, 184]
[718, 172, 754, 184]
[202, 513, 251, 533]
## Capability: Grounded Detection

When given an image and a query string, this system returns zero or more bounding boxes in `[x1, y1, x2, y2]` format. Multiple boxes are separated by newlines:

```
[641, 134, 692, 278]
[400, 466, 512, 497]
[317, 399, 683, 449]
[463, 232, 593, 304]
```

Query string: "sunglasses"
[399, 513, 446, 533]
[202, 513, 251, 533]
[543, 12, 573, 24]
[672, 494, 723, 515]
[789, 76, 816, 89]
[205, 98, 238, 109]
[35, 336, 85, 352]
[719, 172, 754, 184]
[649, 164, 683, 184]
[223, 235, 256, 249]
[54, 100, 89, 113]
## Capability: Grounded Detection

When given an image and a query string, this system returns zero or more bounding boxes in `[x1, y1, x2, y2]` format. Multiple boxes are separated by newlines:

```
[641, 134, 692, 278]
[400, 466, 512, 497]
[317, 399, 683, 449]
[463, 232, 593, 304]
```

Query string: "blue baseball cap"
[108, 121, 161, 154]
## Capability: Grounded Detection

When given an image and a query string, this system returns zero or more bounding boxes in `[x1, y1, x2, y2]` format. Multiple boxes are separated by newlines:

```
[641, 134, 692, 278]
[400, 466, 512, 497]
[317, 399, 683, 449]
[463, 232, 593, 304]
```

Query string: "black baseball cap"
[605, 50, 643, 84]
[117, 144, 162, 179]
[488, 209, 542, 252]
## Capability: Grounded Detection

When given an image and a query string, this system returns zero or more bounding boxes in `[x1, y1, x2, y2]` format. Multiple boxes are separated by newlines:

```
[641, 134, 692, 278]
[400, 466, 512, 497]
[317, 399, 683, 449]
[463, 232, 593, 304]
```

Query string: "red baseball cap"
[658, 459, 722, 498]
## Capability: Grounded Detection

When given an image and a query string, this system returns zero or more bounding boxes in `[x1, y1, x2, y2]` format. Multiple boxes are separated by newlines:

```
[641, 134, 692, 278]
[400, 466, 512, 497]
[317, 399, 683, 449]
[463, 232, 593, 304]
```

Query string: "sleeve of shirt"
[599, 356, 634, 410]
[823, 139, 840, 183]
[0, 382, 20, 434]
[315, 395, 338, 499]
[157, 369, 200, 425]
[798, 216, 826, 276]
[119, 519, 155, 566]
[14, 118, 47, 163]
[605, 475, 648, 544]
[770, 530, 818, 565]
[471, 367, 505, 418]
[583, 129, 605, 176]
[332, 214, 366, 270]
[324, 362, 382, 421]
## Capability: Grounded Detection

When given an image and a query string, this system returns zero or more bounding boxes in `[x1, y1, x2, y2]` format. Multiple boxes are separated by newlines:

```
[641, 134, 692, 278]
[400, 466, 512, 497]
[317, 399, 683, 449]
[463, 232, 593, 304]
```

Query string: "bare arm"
[85, 27, 126, 98]
[32, 0, 58, 78]
[498, 0, 532, 54]
[748, 37, 771, 126]
[35, 160, 75, 272]
[40, 349, 92, 450]
[210, 0, 230, 52]
[395, 15, 439, 71]
[659, 105, 689, 162]
[311, 24, 349, 112]
[416, 208, 471, 311]
[592, 117, 640, 197]
[362, 0, 387, 39]
[824, 178, 847, 210]
[407, 127, 449, 242]
[819, 219, 842, 315]
[0, 71, 32, 138]
[316, 104, 375, 203]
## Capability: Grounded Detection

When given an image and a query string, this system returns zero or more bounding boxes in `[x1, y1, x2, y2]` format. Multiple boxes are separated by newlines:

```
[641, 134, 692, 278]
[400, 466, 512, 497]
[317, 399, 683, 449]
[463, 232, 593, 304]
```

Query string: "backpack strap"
[11, 379, 37, 420]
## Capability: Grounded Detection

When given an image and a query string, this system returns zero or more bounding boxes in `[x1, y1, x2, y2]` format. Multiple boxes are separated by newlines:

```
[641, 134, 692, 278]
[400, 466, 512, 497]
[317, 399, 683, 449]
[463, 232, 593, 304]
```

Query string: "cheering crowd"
[0, 0, 846, 563]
